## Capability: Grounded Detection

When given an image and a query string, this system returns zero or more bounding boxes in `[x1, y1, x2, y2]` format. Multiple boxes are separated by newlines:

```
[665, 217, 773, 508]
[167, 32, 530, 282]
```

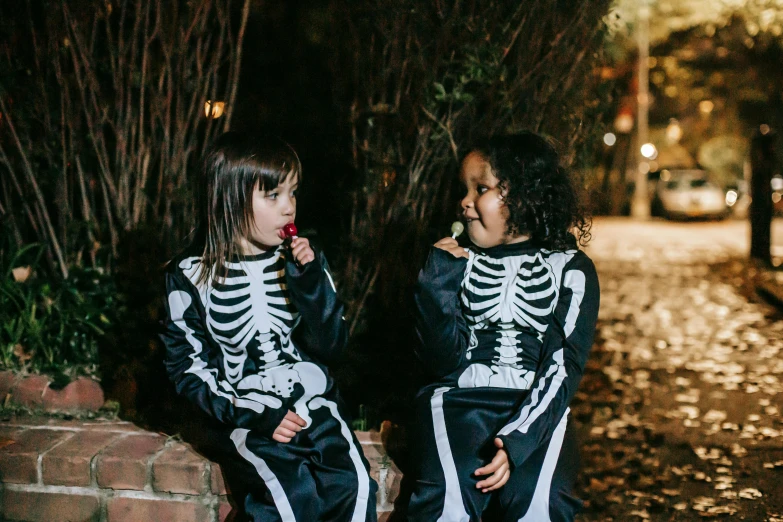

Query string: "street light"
[666, 119, 683, 144]
[641, 143, 658, 160]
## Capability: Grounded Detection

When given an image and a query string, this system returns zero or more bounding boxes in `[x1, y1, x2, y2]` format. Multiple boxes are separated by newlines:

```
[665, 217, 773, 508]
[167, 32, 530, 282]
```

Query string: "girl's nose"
[460, 195, 473, 213]
[283, 198, 295, 215]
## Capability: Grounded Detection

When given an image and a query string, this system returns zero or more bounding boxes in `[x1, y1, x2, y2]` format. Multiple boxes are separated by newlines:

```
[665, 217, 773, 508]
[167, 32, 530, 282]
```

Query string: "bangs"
[196, 132, 302, 286]
[252, 159, 301, 192]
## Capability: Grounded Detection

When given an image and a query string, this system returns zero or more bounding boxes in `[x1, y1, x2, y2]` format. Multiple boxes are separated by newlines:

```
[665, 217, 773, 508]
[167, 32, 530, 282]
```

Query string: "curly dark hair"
[469, 132, 591, 251]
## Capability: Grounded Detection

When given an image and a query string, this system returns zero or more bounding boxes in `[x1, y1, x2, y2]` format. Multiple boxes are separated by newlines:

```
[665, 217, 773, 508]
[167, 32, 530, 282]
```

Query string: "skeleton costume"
[162, 243, 377, 522]
[407, 238, 599, 522]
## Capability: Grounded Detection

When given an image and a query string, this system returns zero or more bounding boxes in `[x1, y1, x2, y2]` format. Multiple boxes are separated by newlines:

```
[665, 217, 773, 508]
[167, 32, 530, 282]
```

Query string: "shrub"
[0, 242, 120, 382]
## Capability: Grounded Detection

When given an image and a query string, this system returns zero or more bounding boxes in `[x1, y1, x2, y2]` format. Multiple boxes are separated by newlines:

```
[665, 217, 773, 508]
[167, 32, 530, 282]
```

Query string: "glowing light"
[204, 100, 226, 119]
[665, 86, 678, 97]
[726, 190, 738, 207]
[773, 192, 782, 204]
[666, 119, 683, 144]
[604, 133, 617, 146]
[761, 124, 771, 135]
[640, 143, 658, 160]
[699, 100, 714, 114]
[614, 113, 634, 134]
[660, 169, 671, 182]
[772, 176, 783, 191]
[639, 162, 651, 174]
[649, 161, 659, 172]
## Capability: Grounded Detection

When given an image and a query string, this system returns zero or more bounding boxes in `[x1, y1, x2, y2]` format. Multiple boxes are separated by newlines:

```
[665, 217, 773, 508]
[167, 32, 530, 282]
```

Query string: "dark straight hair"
[194, 131, 302, 286]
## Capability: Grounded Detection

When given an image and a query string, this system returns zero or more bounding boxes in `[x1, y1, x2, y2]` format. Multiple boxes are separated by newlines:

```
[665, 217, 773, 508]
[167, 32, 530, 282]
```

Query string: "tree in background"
[0, 0, 250, 277]
[327, 0, 614, 423]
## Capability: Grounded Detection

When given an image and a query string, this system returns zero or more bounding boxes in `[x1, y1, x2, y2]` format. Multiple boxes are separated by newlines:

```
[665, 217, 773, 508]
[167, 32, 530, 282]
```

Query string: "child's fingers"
[481, 469, 511, 492]
[433, 237, 458, 249]
[291, 237, 307, 248]
[435, 244, 469, 259]
[296, 251, 315, 265]
[291, 243, 315, 265]
[285, 411, 307, 426]
[476, 462, 509, 489]
[448, 247, 469, 259]
[272, 432, 293, 443]
[279, 419, 303, 432]
[474, 450, 507, 476]
[276, 425, 298, 438]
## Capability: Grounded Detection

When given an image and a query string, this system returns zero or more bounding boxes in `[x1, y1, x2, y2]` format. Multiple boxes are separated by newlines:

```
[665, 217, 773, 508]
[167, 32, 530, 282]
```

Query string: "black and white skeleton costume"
[161, 244, 378, 522]
[407, 239, 599, 522]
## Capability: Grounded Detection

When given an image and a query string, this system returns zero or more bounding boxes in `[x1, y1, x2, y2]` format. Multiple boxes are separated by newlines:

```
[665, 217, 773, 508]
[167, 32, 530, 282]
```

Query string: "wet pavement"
[574, 218, 783, 521]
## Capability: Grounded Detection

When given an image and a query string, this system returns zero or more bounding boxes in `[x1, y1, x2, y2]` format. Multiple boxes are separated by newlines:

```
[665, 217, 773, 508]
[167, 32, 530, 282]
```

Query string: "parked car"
[655, 169, 729, 220]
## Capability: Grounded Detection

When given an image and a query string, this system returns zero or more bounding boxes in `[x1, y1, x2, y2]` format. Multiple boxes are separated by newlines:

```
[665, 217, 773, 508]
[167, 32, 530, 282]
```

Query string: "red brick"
[152, 442, 208, 495]
[382, 463, 402, 506]
[80, 421, 143, 432]
[0, 425, 25, 441]
[355, 430, 381, 444]
[1, 489, 100, 521]
[361, 442, 384, 463]
[10, 418, 142, 433]
[218, 501, 234, 521]
[107, 497, 209, 522]
[10, 375, 49, 408]
[211, 463, 228, 495]
[0, 428, 72, 484]
[96, 434, 166, 490]
[42, 377, 105, 412]
[0, 370, 17, 398]
[43, 430, 120, 486]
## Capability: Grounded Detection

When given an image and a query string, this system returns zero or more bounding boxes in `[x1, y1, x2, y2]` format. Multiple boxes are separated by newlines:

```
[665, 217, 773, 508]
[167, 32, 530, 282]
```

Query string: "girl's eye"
[266, 192, 278, 200]
[291, 189, 298, 198]
[477, 185, 488, 195]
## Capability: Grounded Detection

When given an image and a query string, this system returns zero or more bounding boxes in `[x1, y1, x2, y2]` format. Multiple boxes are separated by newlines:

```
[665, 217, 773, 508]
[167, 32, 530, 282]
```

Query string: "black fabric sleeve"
[496, 252, 600, 469]
[161, 268, 287, 436]
[284, 246, 348, 365]
[413, 247, 470, 378]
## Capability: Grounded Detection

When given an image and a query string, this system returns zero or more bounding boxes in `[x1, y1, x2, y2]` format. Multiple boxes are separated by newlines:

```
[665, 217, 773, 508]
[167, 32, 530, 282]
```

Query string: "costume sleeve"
[496, 252, 600, 468]
[161, 268, 287, 436]
[413, 247, 470, 378]
[284, 246, 348, 364]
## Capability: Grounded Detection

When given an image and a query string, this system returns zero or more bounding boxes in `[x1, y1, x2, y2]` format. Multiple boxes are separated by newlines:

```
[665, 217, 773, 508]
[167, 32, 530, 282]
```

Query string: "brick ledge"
[0, 416, 399, 521]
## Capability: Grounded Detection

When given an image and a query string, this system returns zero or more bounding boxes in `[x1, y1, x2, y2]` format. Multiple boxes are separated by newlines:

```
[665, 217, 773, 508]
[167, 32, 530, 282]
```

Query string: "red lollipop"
[282, 223, 298, 239]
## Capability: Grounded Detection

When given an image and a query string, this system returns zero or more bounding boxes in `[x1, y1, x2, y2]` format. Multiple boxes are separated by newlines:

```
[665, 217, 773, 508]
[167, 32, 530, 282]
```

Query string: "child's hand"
[272, 410, 307, 443]
[475, 438, 510, 493]
[434, 237, 469, 259]
[290, 237, 316, 266]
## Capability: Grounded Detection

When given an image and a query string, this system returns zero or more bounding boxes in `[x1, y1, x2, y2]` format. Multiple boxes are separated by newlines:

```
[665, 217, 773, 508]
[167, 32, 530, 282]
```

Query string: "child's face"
[247, 173, 298, 250]
[459, 152, 521, 248]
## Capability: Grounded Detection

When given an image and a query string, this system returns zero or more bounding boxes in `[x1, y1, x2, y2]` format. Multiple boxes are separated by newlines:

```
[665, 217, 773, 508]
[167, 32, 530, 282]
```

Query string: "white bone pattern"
[179, 250, 299, 385]
[458, 251, 566, 389]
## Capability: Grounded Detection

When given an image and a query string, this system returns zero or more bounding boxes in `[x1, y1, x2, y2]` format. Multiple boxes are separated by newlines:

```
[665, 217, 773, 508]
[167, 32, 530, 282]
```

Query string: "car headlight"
[726, 190, 738, 206]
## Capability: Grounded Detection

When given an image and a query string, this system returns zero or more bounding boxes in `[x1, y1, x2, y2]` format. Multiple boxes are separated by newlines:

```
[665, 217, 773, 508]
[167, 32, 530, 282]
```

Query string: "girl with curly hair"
[407, 132, 600, 521]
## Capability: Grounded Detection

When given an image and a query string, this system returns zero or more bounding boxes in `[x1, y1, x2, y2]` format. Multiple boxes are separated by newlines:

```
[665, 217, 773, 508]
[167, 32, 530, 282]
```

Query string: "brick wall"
[0, 417, 399, 521]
